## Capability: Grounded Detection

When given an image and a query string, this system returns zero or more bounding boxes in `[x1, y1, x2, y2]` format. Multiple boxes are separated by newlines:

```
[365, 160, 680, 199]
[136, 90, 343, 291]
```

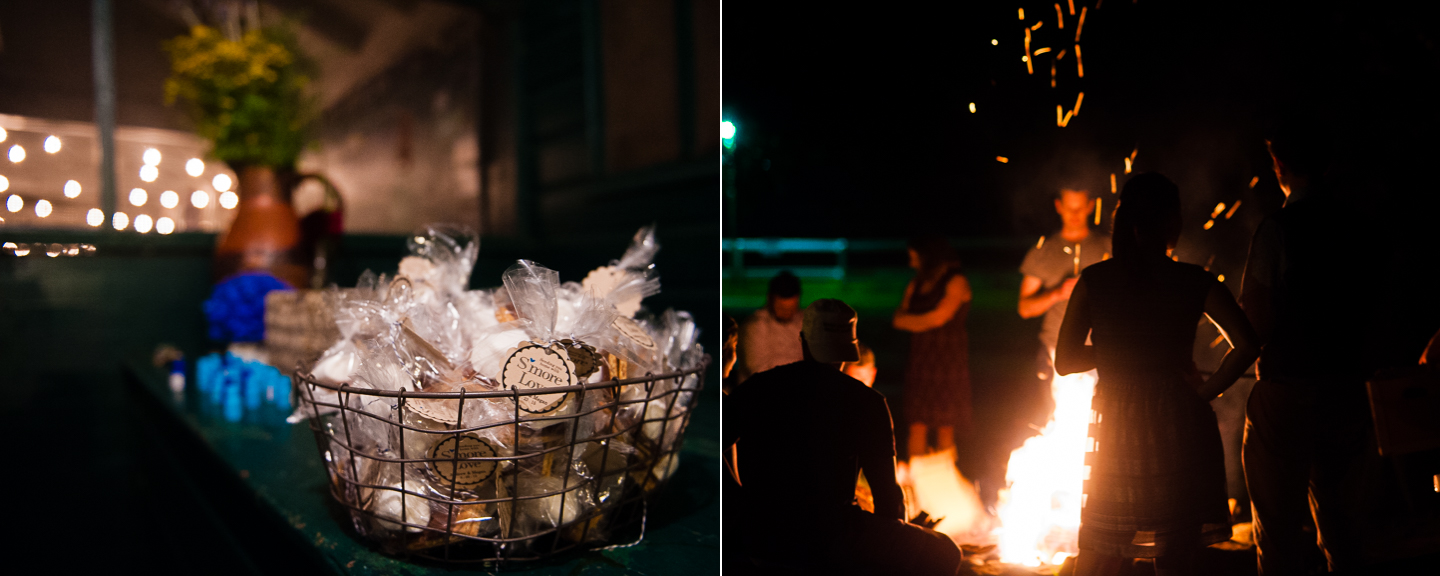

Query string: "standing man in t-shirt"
[1018, 188, 1112, 395]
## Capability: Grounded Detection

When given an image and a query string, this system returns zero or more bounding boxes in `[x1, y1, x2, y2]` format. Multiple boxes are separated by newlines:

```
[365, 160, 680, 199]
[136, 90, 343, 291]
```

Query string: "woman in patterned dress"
[893, 235, 973, 460]
[1055, 173, 1259, 576]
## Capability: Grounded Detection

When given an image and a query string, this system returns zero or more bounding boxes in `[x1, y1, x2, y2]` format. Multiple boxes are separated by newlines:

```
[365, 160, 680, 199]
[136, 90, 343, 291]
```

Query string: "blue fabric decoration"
[203, 272, 292, 343]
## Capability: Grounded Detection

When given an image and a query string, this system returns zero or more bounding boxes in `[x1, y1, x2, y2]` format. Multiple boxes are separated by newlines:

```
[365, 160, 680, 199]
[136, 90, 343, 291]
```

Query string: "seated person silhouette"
[725, 299, 961, 575]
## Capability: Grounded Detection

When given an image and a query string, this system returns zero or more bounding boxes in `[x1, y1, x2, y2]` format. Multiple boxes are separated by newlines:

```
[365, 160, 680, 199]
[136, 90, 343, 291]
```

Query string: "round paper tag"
[583, 265, 642, 317]
[611, 317, 656, 350]
[427, 434, 498, 491]
[502, 344, 577, 413]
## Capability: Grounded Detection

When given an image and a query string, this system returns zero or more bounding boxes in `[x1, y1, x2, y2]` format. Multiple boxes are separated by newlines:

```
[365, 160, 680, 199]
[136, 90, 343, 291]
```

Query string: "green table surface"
[124, 359, 720, 575]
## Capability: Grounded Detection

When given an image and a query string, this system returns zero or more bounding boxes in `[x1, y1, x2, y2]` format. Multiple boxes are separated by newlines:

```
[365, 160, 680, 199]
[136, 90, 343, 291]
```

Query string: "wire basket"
[294, 357, 709, 565]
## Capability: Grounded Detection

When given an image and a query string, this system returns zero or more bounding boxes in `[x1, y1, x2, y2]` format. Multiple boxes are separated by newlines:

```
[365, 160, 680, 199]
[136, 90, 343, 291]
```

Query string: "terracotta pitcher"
[214, 165, 309, 289]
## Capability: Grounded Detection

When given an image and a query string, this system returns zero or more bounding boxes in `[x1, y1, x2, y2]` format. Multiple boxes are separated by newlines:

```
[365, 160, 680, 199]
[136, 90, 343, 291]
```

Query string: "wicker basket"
[294, 358, 708, 565]
[265, 290, 342, 375]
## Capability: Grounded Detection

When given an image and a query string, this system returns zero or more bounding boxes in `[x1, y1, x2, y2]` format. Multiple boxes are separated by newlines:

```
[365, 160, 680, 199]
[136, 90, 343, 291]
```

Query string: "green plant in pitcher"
[163, 22, 315, 168]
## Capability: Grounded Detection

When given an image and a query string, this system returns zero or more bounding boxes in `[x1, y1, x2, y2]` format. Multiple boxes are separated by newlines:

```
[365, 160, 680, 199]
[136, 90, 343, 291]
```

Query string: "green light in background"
[721, 120, 736, 148]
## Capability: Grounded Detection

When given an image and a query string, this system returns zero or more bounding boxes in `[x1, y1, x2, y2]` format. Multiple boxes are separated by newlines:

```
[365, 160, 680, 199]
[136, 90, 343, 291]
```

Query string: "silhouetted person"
[1241, 117, 1376, 575]
[1057, 173, 1259, 576]
[735, 270, 803, 383]
[725, 299, 961, 576]
[1019, 188, 1112, 411]
[894, 235, 973, 459]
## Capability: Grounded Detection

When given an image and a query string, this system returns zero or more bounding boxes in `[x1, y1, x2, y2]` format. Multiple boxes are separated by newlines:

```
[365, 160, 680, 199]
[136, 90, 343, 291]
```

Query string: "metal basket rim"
[296, 356, 710, 400]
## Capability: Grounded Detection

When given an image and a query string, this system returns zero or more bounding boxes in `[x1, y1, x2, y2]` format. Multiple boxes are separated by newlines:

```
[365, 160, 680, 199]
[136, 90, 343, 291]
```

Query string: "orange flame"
[995, 365, 1097, 567]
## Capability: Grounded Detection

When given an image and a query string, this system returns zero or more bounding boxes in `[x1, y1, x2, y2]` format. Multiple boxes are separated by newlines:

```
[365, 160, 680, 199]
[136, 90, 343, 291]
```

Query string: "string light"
[0, 175, 8, 192]
[143, 148, 162, 166]
[64, 180, 82, 198]
[8, 145, 25, 163]
[160, 190, 179, 209]
[112, 211, 129, 230]
[191, 190, 210, 208]
[44, 136, 62, 153]
[35, 199, 52, 218]
[86, 208, 104, 227]
[6, 194, 21, 212]
[213, 173, 233, 192]
[129, 188, 148, 207]
[156, 216, 175, 235]
[134, 214, 153, 233]
[219, 191, 239, 209]
[186, 158, 205, 177]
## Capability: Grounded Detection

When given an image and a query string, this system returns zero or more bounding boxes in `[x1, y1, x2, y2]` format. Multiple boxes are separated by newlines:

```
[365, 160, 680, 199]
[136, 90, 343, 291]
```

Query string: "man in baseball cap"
[724, 299, 962, 575]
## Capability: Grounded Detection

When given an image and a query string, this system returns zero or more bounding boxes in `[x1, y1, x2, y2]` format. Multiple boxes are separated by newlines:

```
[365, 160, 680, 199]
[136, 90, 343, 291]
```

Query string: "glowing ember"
[1110, 173, 1117, 193]
[1074, 92, 1085, 116]
[994, 365, 1097, 567]
[1225, 200, 1241, 219]
[1056, 106, 1065, 127]
[1075, 44, 1084, 77]
[1026, 29, 1035, 74]
[1210, 334, 1227, 348]
[1248, 176, 1259, 188]
[1212, 202, 1226, 218]
[1204, 219, 1215, 230]
[1075, 7, 1088, 42]
[1056, 4, 1065, 28]
[1037, 236, 1046, 249]
[1019, 8, 1026, 20]
[1094, 198, 1102, 225]
[1068, 0, 1076, 16]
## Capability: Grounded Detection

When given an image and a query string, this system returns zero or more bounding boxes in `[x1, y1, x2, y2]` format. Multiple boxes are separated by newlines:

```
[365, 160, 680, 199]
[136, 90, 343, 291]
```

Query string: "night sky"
[722, 0, 1440, 246]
